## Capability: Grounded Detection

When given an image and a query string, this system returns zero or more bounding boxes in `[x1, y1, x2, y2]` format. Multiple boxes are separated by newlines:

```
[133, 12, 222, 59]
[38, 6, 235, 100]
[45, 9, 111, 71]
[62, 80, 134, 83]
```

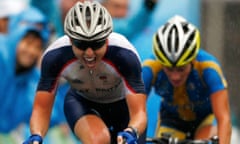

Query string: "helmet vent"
[155, 34, 168, 62]
[97, 11, 103, 25]
[85, 7, 91, 28]
[184, 44, 197, 61]
[182, 22, 189, 34]
[154, 46, 165, 63]
[73, 10, 80, 27]
[152, 15, 200, 67]
[64, 1, 113, 41]
[162, 23, 169, 33]
[168, 26, 179, 54]
[184, 31, 195, 50]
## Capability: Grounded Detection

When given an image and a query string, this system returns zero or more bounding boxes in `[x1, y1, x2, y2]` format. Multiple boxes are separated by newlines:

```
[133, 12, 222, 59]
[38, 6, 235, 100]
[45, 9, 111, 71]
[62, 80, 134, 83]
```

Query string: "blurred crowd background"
[0, 0, 239, 143]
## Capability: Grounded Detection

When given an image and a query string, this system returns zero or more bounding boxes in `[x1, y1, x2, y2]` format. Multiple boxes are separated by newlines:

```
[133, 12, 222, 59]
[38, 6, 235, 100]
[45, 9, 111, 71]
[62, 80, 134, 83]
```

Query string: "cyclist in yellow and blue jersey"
[142, 15, 231, 144]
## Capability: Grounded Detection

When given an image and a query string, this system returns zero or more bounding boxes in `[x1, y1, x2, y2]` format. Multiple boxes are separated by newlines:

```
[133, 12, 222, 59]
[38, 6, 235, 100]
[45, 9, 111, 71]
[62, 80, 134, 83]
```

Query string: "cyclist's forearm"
[218, 118, 232, 144]
[30, 91, 55, 137]
[30, 107, 52, 137]
[127, 93, 147, 135]
[128, 109, 147, 135]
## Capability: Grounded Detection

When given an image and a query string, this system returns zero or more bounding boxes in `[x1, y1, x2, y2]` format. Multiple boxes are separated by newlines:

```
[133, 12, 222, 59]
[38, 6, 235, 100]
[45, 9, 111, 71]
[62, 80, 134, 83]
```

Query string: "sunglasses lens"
[91, 40, 106, 50]
[72, 39, 106, 51]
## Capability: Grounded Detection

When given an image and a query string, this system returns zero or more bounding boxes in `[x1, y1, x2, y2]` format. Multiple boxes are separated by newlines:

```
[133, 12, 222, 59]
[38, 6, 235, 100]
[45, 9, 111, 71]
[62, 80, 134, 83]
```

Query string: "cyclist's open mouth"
[84, 57, 96, 68]
[171, 80, 183, 87]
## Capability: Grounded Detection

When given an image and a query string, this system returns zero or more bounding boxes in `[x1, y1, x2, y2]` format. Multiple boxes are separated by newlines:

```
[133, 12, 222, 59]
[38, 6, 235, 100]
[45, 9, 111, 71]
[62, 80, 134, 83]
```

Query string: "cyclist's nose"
[84, 47, 94, 55]
[169, 71, 182, 80]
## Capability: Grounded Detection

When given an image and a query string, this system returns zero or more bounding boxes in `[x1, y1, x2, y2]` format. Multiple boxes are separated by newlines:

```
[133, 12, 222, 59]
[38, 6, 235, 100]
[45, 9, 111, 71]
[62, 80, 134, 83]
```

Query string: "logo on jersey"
[71, 79, 84, 84]
[97, 74, 108, 83]
[96, 80, 122, 92]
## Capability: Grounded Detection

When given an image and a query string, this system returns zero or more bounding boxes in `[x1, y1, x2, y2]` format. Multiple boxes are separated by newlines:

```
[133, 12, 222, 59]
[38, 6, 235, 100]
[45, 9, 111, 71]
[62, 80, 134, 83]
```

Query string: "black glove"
[144, 0, 158, 11]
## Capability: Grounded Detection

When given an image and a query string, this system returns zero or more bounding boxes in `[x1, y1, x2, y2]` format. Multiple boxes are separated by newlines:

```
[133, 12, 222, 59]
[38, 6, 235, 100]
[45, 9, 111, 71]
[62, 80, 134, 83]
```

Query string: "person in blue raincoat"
[0, 8, 50, 133]
[0, 25, 44, 133]
[8, 6, 50, 46]
[100, 0, 158, 40]
[0, 0, 24, 35]
[0, 6, 67, 133]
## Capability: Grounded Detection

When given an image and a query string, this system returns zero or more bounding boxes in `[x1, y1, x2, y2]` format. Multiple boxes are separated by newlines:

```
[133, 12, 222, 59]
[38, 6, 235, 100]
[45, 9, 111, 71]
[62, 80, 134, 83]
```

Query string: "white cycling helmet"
[153, 15, 200, 67]
[64, 0, 113, 41]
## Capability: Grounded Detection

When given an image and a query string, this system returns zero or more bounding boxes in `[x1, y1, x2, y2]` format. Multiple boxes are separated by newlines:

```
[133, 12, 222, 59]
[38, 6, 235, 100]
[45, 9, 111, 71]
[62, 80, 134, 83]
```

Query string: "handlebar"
[146, 134, 219, 144]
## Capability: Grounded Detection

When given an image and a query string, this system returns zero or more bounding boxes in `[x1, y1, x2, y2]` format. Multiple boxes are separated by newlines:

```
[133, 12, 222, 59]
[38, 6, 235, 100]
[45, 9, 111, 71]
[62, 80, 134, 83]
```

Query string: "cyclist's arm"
[210, 89, 231, 144]
[142, 57, 163, 95]
[30, 90, 56, 138]
[125, 92, 147, 136]
[113, 0, 157, 40]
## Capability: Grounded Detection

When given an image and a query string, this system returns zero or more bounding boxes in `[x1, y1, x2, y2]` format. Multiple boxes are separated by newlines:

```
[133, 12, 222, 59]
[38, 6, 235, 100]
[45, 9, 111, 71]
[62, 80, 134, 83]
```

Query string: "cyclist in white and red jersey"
[23, 1, 147, 144]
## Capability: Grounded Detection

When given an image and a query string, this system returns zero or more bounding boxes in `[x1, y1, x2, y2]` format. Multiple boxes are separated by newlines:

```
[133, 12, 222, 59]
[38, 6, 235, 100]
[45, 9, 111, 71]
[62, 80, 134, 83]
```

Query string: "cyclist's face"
[16, 34, 43, 69]
[163, 63, 192, 87]
[0, 17, 9, 34]
[72, 39, 107, 69]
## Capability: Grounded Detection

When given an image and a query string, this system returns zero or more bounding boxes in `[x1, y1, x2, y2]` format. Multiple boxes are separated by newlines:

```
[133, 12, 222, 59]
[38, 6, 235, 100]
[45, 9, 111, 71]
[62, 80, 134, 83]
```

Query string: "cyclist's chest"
[61, 61, 123, 90]
[153, 72, 209, 102]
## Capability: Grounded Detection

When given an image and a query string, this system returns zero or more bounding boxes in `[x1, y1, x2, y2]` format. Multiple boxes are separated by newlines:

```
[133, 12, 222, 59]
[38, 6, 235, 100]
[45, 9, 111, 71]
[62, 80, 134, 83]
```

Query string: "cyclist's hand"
[117, 131, 137, 144]
[23, 134, 43, 144]
[144, 0, 158, 11]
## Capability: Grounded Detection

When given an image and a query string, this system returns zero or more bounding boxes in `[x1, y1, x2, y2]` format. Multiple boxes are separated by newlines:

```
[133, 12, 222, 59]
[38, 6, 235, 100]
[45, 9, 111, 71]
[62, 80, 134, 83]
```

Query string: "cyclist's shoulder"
[193, 49, 226, 87]
[194, 49, 222, 69]
[105, 32, 141, 62]
[108, 32, 137, 53]
[44, 35, 71, 54]
[195, 49, 219, 63]
[142, 55, 163, 72]
[41, 35, 75, 65]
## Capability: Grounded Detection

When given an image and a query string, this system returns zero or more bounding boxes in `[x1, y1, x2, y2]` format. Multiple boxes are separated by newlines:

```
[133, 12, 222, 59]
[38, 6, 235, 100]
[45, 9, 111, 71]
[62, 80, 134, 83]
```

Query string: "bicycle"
[146, 133, 219, 144]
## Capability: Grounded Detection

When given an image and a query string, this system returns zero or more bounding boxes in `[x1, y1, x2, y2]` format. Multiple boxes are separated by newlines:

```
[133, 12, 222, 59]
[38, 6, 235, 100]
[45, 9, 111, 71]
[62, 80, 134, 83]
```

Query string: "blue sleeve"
[142, 55, 157, 94]
[142, 66, 154, 95]
[203, 68, 227, 94]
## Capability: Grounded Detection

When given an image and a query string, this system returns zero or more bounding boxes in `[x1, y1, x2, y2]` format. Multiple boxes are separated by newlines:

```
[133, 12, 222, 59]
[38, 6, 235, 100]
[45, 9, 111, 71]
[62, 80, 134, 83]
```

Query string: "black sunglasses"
[72, 39, 106, 51]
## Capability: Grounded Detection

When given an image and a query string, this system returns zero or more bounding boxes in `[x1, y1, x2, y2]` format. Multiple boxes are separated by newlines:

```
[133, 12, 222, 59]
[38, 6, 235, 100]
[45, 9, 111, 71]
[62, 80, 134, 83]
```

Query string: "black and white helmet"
[153, 15, 200, 67]
[64, 1, 113, 41]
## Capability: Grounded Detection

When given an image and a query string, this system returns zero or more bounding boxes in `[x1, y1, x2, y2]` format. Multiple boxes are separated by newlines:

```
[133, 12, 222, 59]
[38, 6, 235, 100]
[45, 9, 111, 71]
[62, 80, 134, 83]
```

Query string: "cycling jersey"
[142, 49, 227, 121]
[37, 32, 145, 103]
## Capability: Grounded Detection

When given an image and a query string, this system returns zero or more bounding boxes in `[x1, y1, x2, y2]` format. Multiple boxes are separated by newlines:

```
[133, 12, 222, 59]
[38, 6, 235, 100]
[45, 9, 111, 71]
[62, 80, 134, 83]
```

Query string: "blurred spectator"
[59, 0, 84, 24]
[30, 0, 157, 41]
[98, 0, 158, 40]
[8, 7, 50, 46]
[31, 0, 65, 38]
[0, 26, 44, 134]
[0, 7, 71, 144]
[100, 0, 129, 18]
[0, 8, 50, 133]
[0, 0, 25, 34]
[30, 0, 84, 38]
